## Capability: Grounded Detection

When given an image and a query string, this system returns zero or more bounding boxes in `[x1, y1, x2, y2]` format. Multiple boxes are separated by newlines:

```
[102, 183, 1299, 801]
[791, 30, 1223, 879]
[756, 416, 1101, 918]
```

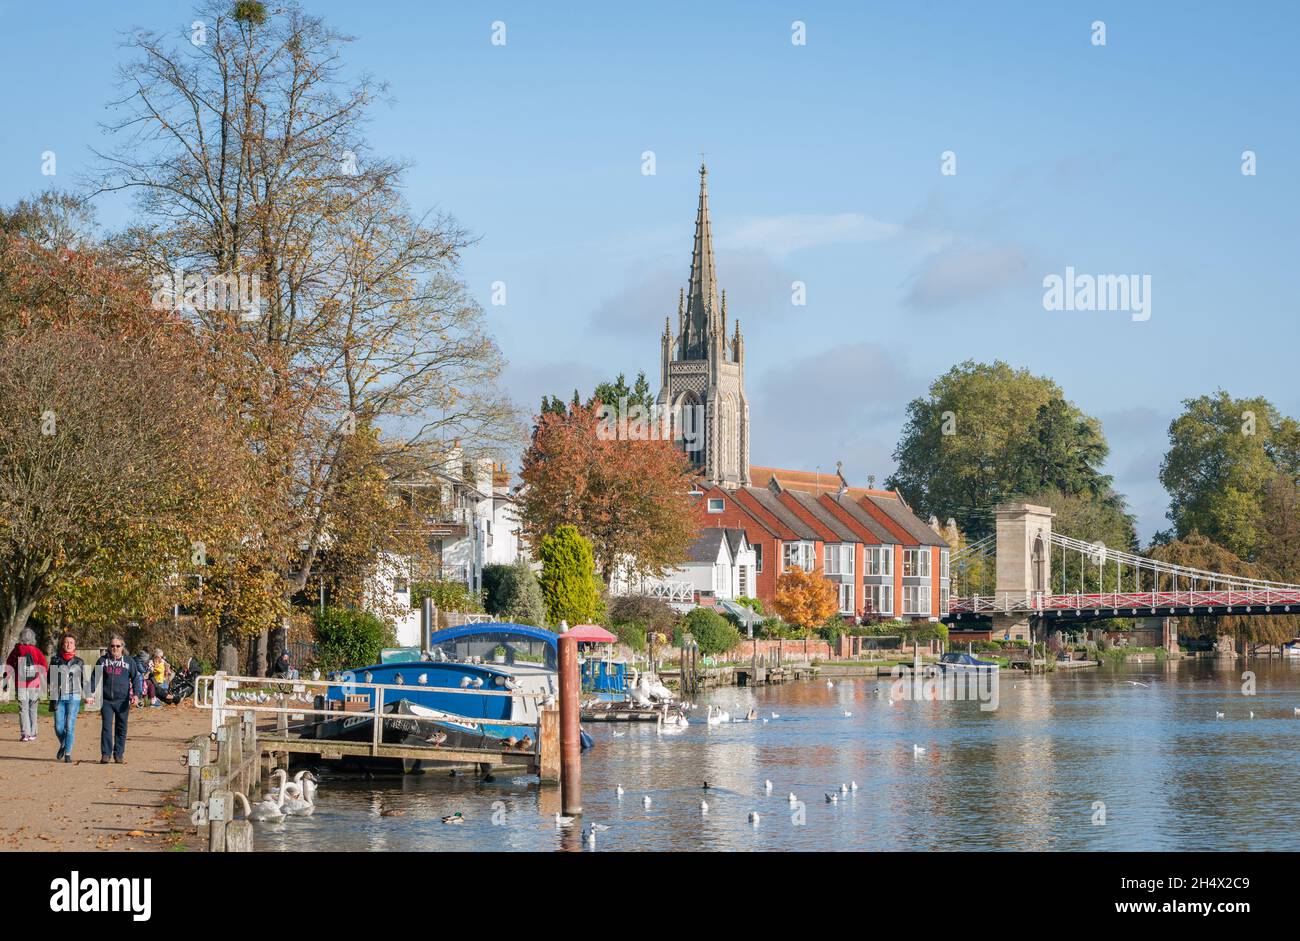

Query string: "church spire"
[683, 162, 719, 358]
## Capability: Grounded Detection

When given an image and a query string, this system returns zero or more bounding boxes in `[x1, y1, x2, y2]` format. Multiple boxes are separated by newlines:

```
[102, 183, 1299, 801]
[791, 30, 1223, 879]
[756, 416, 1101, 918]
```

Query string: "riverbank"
[0, 701, 210, 852]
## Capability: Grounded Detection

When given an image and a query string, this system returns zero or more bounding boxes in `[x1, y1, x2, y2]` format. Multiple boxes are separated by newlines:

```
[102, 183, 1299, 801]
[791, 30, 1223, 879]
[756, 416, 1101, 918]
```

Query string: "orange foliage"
[771, 566, 840, 630]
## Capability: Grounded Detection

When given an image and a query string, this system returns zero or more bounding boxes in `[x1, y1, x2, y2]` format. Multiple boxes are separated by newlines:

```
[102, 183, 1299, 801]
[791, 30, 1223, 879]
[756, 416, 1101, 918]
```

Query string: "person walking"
[49, 633, 85, 762]
[87, 635, 142, 763]
[6, 628, 48, 742]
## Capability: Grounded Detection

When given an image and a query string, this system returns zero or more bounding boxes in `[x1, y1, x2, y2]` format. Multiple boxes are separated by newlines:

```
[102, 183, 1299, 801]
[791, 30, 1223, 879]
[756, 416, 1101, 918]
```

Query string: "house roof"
[687, 528, 731, 564]
[864, 494, 948, 547]
[820, 493, 892, 543]
[736, 487, 820, 541]
[750, 465, 898, 501]
[783, 489, 859, 543]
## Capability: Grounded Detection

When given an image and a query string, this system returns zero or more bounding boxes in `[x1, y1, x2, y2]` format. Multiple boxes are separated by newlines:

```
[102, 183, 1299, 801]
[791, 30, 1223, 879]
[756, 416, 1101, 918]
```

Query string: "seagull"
[825, 793, 838, 804]
[839, 783, 849, 794]
[1249, 711, 1255, 719]
[748, 811, 760, 825]
[913, 744, 926, 755]
[1294, 707, 1300, 715]
[441, 812, 465, 824]
[555, 812, 575, 828]
[584, 827, 596, 846]
[612, 731, 625, 737]
[850, 781, 858, 791]
[788, 792, 798, 806]
[1126, 681, 1150, 688]
[700, 800, 709, 814]
[770, 712, 780, 719]
[1215, 711, 1225, 719]
[642, 795, 652, 808]
[615, 785, 624, 798]
[842, 711, 853, 718]
[764, 779, 773, 793]
[591, 823, 610, 831]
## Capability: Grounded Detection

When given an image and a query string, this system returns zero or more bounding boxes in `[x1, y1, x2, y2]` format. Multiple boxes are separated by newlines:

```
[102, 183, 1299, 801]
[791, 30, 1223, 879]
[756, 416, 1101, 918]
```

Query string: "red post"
[558, 634, 582, 816]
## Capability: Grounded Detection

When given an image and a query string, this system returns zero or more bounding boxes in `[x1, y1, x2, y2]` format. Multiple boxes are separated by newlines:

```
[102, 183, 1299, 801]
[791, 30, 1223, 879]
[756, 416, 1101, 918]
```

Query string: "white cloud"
[904, 242, 1029, 310]
[723, 213, 900, 257]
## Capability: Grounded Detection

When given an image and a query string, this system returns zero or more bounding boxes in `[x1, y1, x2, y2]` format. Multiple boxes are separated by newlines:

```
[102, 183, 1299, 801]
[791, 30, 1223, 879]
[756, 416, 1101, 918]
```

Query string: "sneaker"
[100, 756, 110, 764]
[114, 756, 126, 764]
[63, 754, 72, 764]
[150, 699, 161, 707]
[56, 747, 65, 761]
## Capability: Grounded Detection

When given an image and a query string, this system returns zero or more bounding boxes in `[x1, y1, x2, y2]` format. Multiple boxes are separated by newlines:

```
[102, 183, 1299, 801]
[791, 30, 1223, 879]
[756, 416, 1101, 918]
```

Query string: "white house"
[611, 527, 756, 611]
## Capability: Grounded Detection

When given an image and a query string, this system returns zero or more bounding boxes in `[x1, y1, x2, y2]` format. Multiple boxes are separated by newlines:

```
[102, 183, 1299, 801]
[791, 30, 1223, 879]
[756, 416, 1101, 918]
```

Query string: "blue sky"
[2, 1, 1296, 541]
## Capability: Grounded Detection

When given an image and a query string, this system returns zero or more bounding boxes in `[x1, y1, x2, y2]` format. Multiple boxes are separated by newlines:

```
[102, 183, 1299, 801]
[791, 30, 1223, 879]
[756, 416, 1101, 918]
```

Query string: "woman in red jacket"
[6, 628, 48, 742]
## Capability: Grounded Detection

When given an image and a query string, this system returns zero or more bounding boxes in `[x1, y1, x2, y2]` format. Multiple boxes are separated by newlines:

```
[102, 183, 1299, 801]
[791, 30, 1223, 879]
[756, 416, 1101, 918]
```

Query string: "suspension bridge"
[945, 504, 1300, 639]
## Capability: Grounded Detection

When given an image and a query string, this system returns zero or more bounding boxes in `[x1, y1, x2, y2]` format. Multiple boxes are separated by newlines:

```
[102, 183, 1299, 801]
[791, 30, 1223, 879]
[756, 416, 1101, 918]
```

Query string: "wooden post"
[539, 704, 560, 783]
[225, 819, 253, 852]
[558, 633, 582, 816]
[371, 685, 384, 757]
[215, 722, 232, 783]
[185, 738, 205, 809]
[207, 789, 231, 853]
[229, 717, 243, 794]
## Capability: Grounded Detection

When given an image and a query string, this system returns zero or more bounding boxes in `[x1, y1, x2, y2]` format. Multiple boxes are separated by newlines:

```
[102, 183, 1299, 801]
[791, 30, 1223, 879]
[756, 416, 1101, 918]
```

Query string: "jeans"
[54, 697, 81, 753]
[17, 687, 39, 738]
[100, 698, 130, 759]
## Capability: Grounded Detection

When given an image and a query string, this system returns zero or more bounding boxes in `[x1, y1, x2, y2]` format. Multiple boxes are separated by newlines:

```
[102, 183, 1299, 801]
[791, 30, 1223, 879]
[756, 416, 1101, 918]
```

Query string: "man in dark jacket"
[87, 634, 143, 763]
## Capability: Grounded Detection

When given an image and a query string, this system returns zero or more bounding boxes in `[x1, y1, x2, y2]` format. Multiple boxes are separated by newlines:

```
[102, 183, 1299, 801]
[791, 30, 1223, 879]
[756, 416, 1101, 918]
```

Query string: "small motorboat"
[936, 652, 999, 673]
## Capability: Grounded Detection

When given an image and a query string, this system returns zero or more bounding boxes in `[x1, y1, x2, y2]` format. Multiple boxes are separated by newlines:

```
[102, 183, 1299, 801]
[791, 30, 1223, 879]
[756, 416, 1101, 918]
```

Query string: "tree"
[679, 608, 741, 657]
[519, 400, 699, 583]
[496, 558, 547, 627]
[888, 361, 1114, 538]
[97, 0, 518, 672]
[0, 323, 249, 655]
[537, 525, 602, 626]
[1256, 475, 1300, 583]
[1148, 532, 1295, 648]
[771, 568, 840, 634]
[593, 371, 655, 413]
[1160, 391, 1300, 559]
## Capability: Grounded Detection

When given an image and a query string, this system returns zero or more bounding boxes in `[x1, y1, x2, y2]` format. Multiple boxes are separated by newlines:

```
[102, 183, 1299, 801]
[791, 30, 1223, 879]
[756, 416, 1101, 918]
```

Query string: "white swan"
[234, 789, 286, 823]
[705, 705, 730, 726]
[769, 712, 780, 719]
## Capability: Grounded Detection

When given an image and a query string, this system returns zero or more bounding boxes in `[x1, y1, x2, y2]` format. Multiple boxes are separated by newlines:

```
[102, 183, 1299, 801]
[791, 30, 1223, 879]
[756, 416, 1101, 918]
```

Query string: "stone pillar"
[994, 503, 1055, 601]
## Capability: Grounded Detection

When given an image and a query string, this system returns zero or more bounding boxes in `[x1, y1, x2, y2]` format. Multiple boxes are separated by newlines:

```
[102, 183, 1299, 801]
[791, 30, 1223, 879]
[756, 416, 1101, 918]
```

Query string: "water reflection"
[254, 660, 1300, 852]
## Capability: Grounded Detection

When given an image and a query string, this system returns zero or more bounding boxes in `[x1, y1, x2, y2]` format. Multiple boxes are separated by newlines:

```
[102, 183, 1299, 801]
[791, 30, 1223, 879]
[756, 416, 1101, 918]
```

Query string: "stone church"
[657, 165, 751, 488]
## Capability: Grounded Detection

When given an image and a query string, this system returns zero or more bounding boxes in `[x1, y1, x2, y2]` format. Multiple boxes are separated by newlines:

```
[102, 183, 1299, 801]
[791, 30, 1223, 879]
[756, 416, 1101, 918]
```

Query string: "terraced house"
[649, 167, 949, 621]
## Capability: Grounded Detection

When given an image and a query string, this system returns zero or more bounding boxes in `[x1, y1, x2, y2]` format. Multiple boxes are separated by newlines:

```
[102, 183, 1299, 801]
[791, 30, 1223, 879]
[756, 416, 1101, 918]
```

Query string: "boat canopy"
[567, 624, 617, 643]
[427, 622, 558, 671]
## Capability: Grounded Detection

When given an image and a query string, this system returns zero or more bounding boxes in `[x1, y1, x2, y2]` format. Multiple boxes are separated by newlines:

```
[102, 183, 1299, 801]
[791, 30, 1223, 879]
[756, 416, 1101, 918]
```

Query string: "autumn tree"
[97, 1, 518, 669]
[770, 567, 840, 635]
[519, 400, 699, 583]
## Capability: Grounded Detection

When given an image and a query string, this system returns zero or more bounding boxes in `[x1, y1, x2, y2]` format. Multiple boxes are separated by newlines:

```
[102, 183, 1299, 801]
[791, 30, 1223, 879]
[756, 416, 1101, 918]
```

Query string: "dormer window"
[707, 497, 724, 513]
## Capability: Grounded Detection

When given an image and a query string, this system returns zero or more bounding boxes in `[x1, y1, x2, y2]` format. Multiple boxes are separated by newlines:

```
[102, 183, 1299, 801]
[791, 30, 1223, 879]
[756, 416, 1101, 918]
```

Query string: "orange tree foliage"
[518, 401, 700, 583]
[771, 567, 840, 633]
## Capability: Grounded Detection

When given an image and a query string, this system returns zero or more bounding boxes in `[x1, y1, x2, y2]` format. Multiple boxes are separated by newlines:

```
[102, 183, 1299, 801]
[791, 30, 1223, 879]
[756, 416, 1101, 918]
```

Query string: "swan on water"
[234, 789, 286, 823]
[770, 712, 780, 719]
[826, 680, 834, 689]
[270, 770, 315, 817]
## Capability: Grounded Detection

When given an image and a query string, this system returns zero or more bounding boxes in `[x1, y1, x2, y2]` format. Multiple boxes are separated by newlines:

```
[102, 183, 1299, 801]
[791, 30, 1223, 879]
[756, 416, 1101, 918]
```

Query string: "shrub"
[610, 619, 647, 652]
[481, 564, 513, 614]
[607, 594, 678, 637]
[680, 607, 742, 657]
[735, 596, 764, 615]
[497, 558, 548, 627]
[411, 579, 484, 614]
[313, 606, 395, 672]
[537, 525, 602, 626]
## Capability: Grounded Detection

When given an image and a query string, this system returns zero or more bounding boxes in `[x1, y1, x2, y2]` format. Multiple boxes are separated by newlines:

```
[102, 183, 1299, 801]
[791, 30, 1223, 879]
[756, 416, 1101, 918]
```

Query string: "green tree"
[537, 525, 602, 626]
[888, 361, 1114, 538]
[680, 607, 742, 657]
[1160, 391, 1300, 559]
[497, 558, 548, 627]
[593, 371, 655, 412]
[313, 606, 396, 671]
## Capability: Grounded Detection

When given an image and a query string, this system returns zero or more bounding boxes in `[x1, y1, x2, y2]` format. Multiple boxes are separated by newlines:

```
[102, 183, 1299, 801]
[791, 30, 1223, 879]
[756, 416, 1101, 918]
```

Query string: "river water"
[255, 659, 1300, 852]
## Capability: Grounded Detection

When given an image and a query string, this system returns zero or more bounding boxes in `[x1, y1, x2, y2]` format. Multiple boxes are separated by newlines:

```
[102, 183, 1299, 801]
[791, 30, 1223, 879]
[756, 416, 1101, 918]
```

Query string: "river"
[254, 658, 1300, 851]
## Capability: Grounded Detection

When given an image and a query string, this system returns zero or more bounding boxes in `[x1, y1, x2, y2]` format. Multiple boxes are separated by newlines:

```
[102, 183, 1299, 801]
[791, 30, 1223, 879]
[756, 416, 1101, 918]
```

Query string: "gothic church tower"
[658, 165, 750, 488]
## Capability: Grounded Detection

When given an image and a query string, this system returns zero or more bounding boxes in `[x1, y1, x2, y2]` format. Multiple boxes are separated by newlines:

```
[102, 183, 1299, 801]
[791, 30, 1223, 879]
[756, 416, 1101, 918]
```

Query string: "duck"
[825, 793, 838, 804]
[441, 812, 464, 824]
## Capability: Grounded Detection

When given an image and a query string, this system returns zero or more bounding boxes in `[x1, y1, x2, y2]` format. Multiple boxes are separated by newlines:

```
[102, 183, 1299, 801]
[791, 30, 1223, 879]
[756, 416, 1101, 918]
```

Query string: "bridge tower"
[991, 502, 1055, 641]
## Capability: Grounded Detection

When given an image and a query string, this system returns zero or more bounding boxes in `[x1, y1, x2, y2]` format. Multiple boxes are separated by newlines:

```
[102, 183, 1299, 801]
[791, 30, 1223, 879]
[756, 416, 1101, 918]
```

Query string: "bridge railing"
[948, 587, 1300, 616]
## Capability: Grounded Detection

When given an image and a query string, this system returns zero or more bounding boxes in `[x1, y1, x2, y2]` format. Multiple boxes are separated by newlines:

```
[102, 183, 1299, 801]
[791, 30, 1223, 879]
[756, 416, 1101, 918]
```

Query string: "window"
[903, 585, 932, 616]
[824, 543, 854, 576]
[739, 565, 749, 597]
[753, 543, 763, 573]
[837, 582, 855, 614]
[866, 546, 893, 576]
[940, 548, 950, 581]
[940, 585, 950, 614]
[903, 548, 930, 578]
[782, 541, 815, 572]
[707, 497, 724, 513]
[867, 584, 893, 615]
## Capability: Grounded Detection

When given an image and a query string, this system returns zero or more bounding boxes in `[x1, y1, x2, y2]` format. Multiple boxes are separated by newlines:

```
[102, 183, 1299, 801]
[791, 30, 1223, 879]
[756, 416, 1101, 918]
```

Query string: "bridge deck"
[947, 588, 1300, 620]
